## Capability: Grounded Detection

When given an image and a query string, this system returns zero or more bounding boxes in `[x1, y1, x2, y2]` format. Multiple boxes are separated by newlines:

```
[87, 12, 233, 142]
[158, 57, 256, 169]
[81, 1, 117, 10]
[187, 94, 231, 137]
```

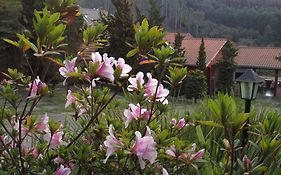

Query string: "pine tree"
[196, 38, 206, 71]
[185, 69, 207, 103]
[106, 0, 135, 61]
[148, 0, 165, 26]
[215, 40, 238, 94]
[173, 32, 186, 58]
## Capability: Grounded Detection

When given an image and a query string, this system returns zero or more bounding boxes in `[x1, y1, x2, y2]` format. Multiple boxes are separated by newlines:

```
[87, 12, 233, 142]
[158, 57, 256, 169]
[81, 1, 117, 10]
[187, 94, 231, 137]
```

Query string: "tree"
[215, 40, 238, 94]
[0, 0, 23, 72]
[173, 32, 186, 58]
[104, 0, 135, 62]
[148, 0, 165, 26]
[185, 69, 207, 103]
[196, 38, 206, 71]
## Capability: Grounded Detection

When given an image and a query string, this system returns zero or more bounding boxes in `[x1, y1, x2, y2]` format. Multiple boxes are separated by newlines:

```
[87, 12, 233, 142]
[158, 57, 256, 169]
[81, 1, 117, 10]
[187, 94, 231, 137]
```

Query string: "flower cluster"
[128, 72, 169, 104]
[166, 143, 205, 163]
[59, 52, 132, 85]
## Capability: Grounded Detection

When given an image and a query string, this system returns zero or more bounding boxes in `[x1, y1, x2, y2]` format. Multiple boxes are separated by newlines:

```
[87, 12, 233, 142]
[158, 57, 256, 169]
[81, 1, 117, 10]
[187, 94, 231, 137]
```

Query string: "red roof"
[235, 47, 281, 69]
[165, 33, 227, 67]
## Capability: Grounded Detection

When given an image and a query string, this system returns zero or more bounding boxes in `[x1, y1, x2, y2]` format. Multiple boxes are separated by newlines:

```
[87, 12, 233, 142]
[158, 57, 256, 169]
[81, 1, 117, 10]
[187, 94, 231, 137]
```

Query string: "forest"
[78, 0, 281, 47]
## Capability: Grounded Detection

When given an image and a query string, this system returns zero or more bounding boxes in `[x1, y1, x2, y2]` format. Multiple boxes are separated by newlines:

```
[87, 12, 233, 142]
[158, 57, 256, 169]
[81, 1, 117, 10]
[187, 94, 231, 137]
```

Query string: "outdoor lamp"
[235, 69, 263, 147]
[236, 69, 263, 101]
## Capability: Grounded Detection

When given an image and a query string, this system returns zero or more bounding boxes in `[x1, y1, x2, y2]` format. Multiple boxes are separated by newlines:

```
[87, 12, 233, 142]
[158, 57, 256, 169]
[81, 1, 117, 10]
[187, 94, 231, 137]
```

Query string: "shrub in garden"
[0, 3, 280, 175]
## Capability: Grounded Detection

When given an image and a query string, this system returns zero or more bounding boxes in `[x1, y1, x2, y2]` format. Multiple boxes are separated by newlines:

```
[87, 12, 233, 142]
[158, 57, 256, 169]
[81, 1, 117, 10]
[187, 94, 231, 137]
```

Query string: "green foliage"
[173, 32, 186, 58]
[196, 38, 206, 71]
[166, 66, 187, 95]
[103, 0, 135, 60]
[147, 0, 165, 27]
[185, 69, 207, 103]
[127, 18, 166, 58]
[82, 23, 108, 47]
[216, 40, 238, 94]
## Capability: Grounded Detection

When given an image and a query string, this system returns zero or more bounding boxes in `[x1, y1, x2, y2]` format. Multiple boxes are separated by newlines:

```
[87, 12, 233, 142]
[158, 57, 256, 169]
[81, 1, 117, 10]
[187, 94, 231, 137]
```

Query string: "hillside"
[77, 0, 281, 47]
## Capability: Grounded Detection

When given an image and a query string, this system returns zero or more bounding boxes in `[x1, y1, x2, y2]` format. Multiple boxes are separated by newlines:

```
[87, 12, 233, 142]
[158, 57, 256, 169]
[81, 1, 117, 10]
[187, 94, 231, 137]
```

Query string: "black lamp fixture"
[236, 69, 263, 146]
[236, 69, 263, 113]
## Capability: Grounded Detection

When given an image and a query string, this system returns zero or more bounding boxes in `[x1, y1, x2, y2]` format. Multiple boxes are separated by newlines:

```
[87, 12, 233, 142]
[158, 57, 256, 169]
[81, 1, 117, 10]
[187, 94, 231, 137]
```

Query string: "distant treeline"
[78, 0, 281, 47]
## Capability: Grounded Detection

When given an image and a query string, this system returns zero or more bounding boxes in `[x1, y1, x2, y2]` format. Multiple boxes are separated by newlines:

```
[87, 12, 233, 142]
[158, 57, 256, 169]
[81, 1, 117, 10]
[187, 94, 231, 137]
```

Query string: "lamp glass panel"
[240, 82, 254, 99]
[252, 83, 259, 99]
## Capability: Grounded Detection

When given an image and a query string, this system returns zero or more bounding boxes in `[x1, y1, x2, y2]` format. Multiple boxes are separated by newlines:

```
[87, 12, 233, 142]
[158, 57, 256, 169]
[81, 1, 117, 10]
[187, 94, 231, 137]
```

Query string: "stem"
[230, 135, 235, 175]
[143, 66, 166, 134]
[66, 91, 118, 148]
[0, 139, 21, 173]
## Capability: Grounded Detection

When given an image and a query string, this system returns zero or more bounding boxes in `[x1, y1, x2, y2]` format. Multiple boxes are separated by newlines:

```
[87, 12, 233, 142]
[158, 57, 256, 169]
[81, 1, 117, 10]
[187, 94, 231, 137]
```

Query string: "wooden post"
[274, 70, 278, 97]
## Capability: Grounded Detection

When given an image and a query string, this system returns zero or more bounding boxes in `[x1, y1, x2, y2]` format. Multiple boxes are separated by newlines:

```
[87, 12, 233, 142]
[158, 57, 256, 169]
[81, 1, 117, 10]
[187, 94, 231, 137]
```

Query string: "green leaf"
[3, 38, 19, 47]
[197, 120, 223, 128]
[196, 125, 206, 145]
[127, 48, 138, 57]
[16, 34, 38, 53]
[70, 166, 80, 175]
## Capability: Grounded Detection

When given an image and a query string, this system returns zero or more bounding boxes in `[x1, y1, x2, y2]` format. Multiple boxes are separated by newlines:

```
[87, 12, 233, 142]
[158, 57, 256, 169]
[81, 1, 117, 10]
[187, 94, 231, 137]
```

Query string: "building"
[235, 47, 281, 97]
[165, 33, 227, 95]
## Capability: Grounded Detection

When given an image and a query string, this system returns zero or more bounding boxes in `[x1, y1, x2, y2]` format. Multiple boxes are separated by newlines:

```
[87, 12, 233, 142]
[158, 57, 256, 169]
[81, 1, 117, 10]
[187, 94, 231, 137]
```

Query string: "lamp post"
[236, 69, 263, 146]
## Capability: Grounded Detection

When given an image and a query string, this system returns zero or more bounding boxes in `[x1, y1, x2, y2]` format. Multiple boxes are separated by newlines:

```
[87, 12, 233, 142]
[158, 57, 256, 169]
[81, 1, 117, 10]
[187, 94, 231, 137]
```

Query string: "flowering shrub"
[1, 4, 280, 175]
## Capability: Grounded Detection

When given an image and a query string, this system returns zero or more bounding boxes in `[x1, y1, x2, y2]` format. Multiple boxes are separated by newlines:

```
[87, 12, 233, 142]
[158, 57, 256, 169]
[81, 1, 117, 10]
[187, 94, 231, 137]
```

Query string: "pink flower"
[44, 131, 64, 149]
[35, 113, 50, 132]
[59, 57, 78, 78]
[54, 164, 71, 175]
[115, 58, 132, 77]
[163, 168, 169, 175]
[166, 145, 176, 158]
[171, 118, 177, 126]
[91, 52, 114, 82]
[144, 73, 169, 104]
[243, 155, 252, 169]
[128, 72, 145, 91]
[191, 149, 205, 161]
[54, 156, 65, 164]
[28, 147, 40, 159]
[144, 73, 158, 97]
[103, 124, 123, 163]
[178, 144, 205, 161]
[171, 118, 186, 129]
[29, 76, 47, 97]
[132, 127, 157, 169]
[123, 104, 147, 128]
[65, 90, 77, 108]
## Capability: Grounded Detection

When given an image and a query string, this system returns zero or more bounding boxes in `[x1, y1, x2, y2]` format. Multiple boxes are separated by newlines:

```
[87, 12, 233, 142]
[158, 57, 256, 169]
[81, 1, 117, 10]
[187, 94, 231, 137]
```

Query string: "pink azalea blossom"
[144, 73, 158, 97]
[171, 118, 186, 129]
[166, 145, 176, 158]
[127, 72, 145, 91]
[179, 144, 205, 161]
[171, 118, 177, 126]
[65, 90, 77, 108]
[243, 155, 252, 168]
[103, 124, 123, 163]
[44, 131, 64, 149]
[163, 168, 169, 175]
[115, 58, 132, 77]
[144, 73, 169, 104]
[59, 57, 78, 78]
[191, 149, 205, 161]
[54, 164, 71, 175]
[29, 76, 47, 97]
[132, 127, 157, 169]
[91, 52, 115, 82]
[35, 113, 50, 132]
[54, 156, 65, 164]
[123, 104, 147, 128]
[28, 147, 40, 159]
